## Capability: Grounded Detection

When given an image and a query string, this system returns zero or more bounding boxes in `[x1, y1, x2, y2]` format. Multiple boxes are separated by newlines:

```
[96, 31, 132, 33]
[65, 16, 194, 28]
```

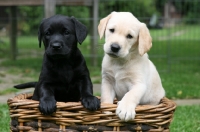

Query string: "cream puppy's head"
[98, 12, 152, 58]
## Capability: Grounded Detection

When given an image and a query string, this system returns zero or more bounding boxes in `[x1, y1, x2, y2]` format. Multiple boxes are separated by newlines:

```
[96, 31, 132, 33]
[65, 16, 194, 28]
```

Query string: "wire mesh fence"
[98, 0, 200, 73]
[0, 0, 199, 73]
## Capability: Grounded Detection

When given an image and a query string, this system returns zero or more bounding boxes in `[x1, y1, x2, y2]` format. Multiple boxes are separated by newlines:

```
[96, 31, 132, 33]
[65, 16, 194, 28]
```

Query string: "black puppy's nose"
[111, 43, 120, 52]
[51, 43, 62, 50]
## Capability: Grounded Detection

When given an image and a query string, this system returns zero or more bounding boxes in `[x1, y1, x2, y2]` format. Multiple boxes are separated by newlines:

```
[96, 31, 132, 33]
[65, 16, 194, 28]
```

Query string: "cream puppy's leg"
[101, 76, 115, 103]
[116, 84, 146, 121]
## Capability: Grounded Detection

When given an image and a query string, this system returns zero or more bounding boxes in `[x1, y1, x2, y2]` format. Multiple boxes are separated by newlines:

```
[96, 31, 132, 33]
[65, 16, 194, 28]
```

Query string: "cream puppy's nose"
[111, 43, 120, 52]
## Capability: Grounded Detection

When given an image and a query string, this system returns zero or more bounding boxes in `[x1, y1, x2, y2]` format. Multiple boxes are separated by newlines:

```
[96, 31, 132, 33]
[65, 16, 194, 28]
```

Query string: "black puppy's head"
[38, 15, 87, 59]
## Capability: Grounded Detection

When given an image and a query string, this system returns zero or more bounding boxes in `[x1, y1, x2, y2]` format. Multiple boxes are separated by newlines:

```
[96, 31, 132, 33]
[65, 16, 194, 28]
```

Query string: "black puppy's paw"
[81, 96, 100, 111]
[39, 98, 57, 115]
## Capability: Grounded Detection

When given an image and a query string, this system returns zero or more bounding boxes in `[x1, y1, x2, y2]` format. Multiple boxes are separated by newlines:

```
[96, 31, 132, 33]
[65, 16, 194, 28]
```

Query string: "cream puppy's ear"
[98, 12, 114, 39]
[138, 23, 152, 56]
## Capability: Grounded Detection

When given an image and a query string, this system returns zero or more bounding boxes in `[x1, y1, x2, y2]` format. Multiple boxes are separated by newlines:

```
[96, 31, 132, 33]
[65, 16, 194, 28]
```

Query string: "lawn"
[0, 38, 200, 99]
[1, 24, 200, 99]
[0, 24, 199, 131]
[1, 104, 200, 132]
[170, 105, 200, 132]
[150, 25, 200, 40]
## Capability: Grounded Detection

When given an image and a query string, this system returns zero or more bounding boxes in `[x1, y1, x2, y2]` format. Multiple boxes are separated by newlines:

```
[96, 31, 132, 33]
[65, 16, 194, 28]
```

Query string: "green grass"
[0, 104, 10, 131]
[148, 39, 200, 99]
[0, 24, 200, 99]
[149, 40, 200, 73]
[150, 25, 200, 40]
[161, 72, 200, 99]
[170, 105, 200, 132]
[2, 58, 42, 72]
[0, 88, 19, 95]
[1, 104, 200, 132]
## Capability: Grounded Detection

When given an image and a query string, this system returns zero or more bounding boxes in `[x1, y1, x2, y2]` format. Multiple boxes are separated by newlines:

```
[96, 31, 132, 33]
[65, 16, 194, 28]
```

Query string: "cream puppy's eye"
[109, 28, 115, 33]
[126, 34, 133, 39]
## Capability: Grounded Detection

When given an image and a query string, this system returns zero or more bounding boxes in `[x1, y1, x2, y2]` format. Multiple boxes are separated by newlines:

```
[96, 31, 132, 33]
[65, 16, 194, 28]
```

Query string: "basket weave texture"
[8, 93, 176, 132]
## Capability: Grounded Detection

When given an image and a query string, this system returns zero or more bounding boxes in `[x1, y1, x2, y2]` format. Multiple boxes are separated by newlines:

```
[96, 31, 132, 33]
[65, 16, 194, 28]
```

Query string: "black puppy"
[14, 15, 100, 115]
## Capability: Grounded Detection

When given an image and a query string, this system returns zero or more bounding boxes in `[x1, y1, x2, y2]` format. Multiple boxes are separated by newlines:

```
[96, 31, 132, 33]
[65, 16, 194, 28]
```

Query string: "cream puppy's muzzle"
[105, 43, 121, 58]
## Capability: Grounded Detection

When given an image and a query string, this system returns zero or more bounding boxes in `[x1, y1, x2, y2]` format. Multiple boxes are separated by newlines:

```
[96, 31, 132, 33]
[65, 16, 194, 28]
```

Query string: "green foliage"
[155, 0, 200, 24]
[7, 0, 199, 35]
[18, 6, 44, 35]
[17, 5, 91, 35]
[172, 0, 200, 24]
[99, 0, 157, 18]
[16, 1, 159, 35]
[56, 6, 89, 18]
[56, 6, 90, 28]
[183, 0, 200, 24]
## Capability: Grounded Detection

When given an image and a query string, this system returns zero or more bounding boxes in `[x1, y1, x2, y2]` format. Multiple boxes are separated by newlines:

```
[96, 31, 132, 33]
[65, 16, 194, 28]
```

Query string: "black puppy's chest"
[48, 63, 81, 101]
[52, 64, 74, 83]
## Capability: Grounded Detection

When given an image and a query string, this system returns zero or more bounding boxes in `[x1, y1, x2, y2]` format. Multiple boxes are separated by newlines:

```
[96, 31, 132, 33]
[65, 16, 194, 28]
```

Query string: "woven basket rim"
[7, 92, 176, 110]
[8, 93, 176, 132]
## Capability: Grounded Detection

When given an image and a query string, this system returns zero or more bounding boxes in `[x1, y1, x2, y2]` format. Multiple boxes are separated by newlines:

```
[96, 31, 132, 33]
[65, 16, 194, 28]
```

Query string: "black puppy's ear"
[38, 29, 42, 48]
[71, 16, 88, 44]
[38, 19, 45, 48]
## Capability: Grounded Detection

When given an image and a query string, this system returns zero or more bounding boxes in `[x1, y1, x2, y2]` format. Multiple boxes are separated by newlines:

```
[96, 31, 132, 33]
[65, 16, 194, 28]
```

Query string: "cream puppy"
[98, 12, 165, 121]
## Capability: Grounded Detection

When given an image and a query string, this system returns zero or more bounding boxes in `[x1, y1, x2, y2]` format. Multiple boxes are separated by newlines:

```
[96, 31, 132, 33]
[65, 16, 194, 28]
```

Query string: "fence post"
[44, 0, 56, 18]
[10, 6, 17, 60]
[90, 0, 99, 66]
[164, 1, 171, 72]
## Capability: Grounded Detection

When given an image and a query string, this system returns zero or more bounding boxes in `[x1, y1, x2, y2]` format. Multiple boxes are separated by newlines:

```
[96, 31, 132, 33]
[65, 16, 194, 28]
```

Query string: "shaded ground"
[0, 69, 34, 92]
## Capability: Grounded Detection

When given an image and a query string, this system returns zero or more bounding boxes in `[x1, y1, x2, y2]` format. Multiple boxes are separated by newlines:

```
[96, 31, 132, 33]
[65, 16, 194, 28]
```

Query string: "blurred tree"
[56, 6, 90, 27]
[15, 0, 200, 35]
[155, 0, 200, 24]
[99, 0, 158, 19]
[18, 6, 44, 35]
[17, 6, 90, 35]
[177, 0, 200, 24]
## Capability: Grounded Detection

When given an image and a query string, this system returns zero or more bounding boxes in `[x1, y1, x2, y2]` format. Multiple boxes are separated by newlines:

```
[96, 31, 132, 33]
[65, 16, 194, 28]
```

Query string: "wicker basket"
[7, 93, 176, 132]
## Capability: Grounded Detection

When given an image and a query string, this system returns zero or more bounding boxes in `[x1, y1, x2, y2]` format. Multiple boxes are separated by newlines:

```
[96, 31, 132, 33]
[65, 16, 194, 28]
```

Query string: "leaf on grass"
[177, 90, 182, 95]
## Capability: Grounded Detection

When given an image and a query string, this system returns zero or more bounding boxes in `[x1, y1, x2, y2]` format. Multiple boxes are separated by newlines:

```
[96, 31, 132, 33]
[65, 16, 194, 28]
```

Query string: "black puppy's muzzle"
[46, 41, 69, 59]
[51, 42, 63, 50]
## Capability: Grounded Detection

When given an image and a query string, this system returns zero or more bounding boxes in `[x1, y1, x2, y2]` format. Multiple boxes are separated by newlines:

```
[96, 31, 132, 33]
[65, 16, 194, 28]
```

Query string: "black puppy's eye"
[127, 34, 133, 39]
[64, 29, 69, 35]
[45, 31, 51, 36]
[109, 28, 115, 33]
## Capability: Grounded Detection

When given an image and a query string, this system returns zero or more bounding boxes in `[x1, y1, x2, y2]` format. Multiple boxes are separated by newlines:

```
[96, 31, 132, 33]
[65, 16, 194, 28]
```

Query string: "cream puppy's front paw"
[116, 101, 136, 121]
